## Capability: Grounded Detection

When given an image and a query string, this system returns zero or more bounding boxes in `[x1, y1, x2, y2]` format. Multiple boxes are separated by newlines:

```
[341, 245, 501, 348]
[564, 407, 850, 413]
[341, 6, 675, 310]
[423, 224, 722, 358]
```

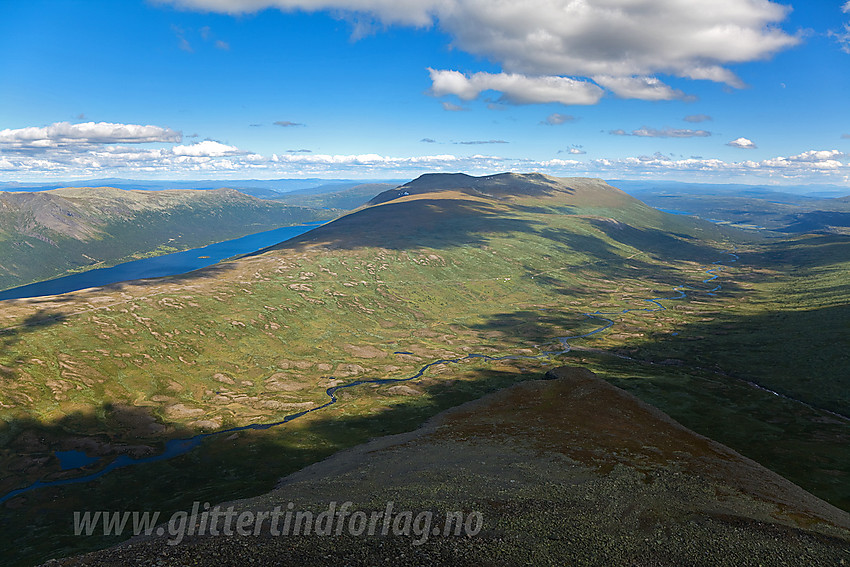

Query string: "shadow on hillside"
[249, 197, 748, 297]
[752, 233, 850, 269]
[787, 284, 850, 307]
[521, 270, 615, 299]
[66, 261, 242, 296]
[510, 203, 578, 215]
[588, 219, 729, 263]
[528, 228, 747, 297]
[780, 211, 850, 233]
[0, 365, 532, 500]
[611, 299, 850, 511]
[470, 310, 596, 345]
[4, 331, 850, 567]
[537, 228, 624, 261]
[0, 404, 199, 492]
[368, 172, 573, 206]
[0, 309, 69, 378]
[112, 260, 240, 288]
[470, 306, 850, 514]
[624, 301, 850, 417]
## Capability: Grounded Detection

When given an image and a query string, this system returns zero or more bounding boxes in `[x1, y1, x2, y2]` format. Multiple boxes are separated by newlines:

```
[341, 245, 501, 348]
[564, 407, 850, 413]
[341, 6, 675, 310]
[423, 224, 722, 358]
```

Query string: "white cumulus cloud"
[828, 2, 850, 53]
[761, 150, 845, 170]
[441, 101, 469, 112]
[428, 69, 604, 105]
[632, 127, 711, 138]
[542, 113, 576, 126]
[831, 22, 850, 54]
[727, 137, 758, 149]
[611, 127, 711, 138]
[592, 76, 688, 101]
[570, 149, 850, 182]
[171, 140, 242, 156]
[158, 0, 799, 104]
[0, 121, 181, 148]
[155, 0, 439, 26]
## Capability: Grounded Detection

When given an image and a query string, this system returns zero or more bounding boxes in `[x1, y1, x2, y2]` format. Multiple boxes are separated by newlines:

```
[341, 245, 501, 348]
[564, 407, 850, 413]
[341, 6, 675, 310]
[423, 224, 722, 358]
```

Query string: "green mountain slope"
[0, 173, 846, 566]
[0, 187, 333, 290]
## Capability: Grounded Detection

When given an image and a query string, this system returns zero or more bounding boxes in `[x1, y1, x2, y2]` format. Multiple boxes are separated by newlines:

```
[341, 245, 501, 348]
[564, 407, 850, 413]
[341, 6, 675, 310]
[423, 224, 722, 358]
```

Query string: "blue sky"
[1, 0, 849, 184]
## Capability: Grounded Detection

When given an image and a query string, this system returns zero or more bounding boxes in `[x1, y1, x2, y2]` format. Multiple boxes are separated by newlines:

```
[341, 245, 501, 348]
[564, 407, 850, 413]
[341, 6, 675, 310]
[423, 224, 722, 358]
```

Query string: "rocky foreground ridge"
[43, 366, 850, 566]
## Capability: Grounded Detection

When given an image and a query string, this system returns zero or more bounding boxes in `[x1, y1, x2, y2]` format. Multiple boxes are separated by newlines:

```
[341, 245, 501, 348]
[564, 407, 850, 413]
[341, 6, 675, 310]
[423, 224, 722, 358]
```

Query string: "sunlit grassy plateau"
[0, 174, 848, 565]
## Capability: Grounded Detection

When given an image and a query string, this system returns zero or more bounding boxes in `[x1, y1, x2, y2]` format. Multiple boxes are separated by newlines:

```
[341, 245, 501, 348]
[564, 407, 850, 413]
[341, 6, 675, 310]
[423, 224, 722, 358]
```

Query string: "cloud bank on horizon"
[1, 119, 846, 184]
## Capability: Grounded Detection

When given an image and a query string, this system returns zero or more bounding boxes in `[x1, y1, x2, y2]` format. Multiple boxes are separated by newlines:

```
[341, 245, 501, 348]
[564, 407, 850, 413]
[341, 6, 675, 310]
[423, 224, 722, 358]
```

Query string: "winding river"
[0, 252, 738, 504]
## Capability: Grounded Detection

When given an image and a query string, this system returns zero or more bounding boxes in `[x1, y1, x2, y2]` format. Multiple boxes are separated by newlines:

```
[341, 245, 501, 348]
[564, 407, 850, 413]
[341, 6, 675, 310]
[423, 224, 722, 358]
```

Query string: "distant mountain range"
[609, 179, 850, 199]
[273, 183, 396, 210]
[611, 179, 850, 233]
[0, 178, 406, 199]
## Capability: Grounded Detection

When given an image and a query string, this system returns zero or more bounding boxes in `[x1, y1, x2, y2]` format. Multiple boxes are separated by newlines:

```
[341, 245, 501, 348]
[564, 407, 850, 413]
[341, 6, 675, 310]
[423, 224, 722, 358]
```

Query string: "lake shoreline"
[0, 222, 324, 302]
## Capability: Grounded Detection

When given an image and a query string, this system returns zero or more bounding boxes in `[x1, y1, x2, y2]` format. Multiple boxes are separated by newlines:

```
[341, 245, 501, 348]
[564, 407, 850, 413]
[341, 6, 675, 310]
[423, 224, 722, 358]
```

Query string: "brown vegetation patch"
[213, 373, 234, 385]
[163, 404, 205, 419]
[277, 360, 314, 370]
[252, 400, 315, 411]
[264, 374, 309, 392]
[334, 364, 368, 377]
[190, 417, 222, 430]
[342, 344, 386, 358]
[383, 384, 423, 397]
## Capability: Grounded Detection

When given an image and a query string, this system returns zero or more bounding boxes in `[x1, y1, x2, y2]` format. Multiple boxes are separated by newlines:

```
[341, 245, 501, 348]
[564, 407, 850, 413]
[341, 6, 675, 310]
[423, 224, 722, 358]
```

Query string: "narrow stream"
[0, 251, 738, 504]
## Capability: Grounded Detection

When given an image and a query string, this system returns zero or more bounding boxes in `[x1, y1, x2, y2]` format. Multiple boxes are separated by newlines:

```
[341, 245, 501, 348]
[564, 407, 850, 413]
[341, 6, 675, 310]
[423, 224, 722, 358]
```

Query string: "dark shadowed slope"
[368, 172, 636, 206]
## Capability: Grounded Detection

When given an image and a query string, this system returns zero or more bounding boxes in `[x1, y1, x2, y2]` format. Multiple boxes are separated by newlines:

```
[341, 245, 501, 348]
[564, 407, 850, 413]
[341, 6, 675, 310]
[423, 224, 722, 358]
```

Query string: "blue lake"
[55, 450, 100, 470]
[0, 222, 323, 301]
[655, 208, 692, 216]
